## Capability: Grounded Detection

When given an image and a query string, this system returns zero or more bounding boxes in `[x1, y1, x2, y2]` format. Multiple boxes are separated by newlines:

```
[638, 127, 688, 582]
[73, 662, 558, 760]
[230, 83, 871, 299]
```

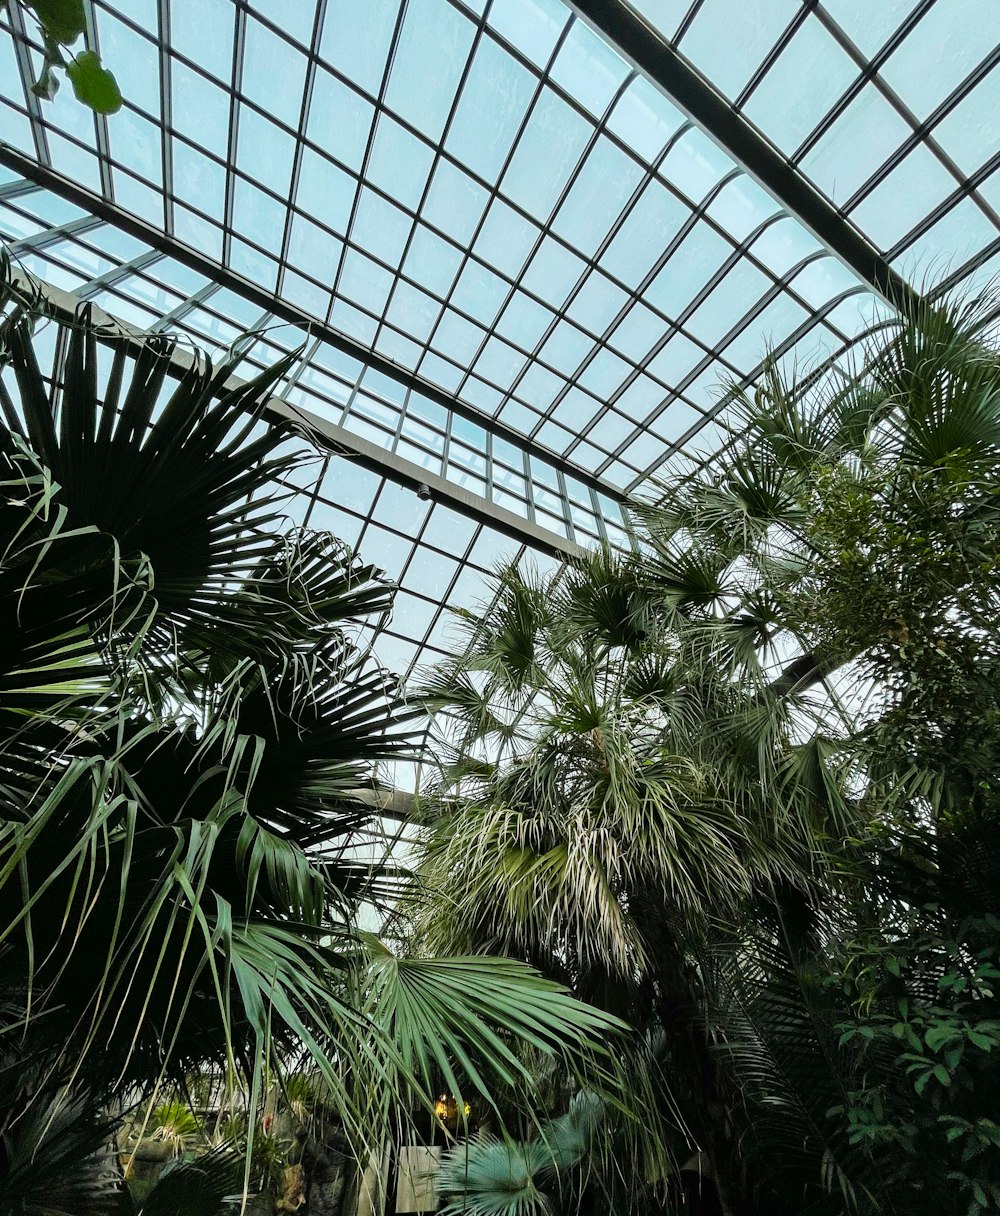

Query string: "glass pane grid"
[4, 3, 995, 533]
[0, 0, 907, 499]
[630, 0, 1000, 291]
[1, 193, 631, 541]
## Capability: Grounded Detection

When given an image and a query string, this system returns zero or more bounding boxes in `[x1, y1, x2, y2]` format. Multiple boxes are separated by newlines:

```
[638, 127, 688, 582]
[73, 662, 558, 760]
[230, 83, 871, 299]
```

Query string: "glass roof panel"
[741, 17, 857, 155]
[877, 0, 999, 119]
[929, 62, 1000, 177]
[677, 0, 797, 101]
[4, 0, 994, 510]
[617, 0, 1000, 295]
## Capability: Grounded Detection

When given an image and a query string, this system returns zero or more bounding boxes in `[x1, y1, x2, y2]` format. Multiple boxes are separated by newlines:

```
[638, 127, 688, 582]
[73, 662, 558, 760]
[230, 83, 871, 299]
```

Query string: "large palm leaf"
[0, 292, 311, 668]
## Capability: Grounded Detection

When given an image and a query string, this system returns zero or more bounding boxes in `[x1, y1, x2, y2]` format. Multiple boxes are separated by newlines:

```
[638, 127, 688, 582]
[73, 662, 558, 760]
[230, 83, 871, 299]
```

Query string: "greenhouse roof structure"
[1, 0, 999, 694]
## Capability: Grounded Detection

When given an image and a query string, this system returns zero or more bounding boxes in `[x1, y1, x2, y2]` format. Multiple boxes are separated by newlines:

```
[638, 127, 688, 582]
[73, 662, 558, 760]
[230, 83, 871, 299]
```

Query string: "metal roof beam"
[0, 146, 629, 508]
[568, 0, 921, 314]
[8, 268, 586, 561]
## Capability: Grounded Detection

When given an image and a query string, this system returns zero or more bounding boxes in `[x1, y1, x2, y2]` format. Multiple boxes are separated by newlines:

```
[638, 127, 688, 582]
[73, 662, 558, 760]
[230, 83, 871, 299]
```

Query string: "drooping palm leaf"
[360, 941, 627, 1121]
[0, 1087, 122, 1216]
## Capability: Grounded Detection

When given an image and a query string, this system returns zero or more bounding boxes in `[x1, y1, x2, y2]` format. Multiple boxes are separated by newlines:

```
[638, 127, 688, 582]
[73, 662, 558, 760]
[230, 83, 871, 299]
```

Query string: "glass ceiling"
[627, 0, 1000, 292]
[1, 0, 998, 714]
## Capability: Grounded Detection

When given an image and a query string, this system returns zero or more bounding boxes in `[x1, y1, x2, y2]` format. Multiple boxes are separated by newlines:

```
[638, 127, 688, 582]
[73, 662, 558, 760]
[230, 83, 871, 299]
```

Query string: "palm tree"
[0, 253, 630, 1212]
[413, 551, 813, 1214]
[411, 289, 1000, 1214]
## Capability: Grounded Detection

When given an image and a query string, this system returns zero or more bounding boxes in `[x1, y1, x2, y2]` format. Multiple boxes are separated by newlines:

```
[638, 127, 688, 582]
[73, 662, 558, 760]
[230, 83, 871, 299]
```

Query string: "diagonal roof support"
[0, 145, 630, 508]
[568, 0, 922, 314]
[7, 268, 586, 561]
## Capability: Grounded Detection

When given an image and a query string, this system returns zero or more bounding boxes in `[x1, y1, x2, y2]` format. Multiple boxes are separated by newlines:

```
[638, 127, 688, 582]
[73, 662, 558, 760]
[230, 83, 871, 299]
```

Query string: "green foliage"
[414, 289, 1000, 1214]
[0, 257, 635, 1209]
[0, 1089, 121, 1215]
[145, 1100, 204, 1157]
[830, 906, 1000, 1214]
[7, 0, 122, 113]
[126, 1146, 245, 1216]
[65, 47, 121, 111]
[437, 1094, 606, 1216]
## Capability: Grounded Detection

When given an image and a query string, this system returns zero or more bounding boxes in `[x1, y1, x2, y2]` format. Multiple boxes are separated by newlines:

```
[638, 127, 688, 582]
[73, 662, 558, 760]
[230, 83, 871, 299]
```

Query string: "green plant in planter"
[145, 1100, 205, 1160]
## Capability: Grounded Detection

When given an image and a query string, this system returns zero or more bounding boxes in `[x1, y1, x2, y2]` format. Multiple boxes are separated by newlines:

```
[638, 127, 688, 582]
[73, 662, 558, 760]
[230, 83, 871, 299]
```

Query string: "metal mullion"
[290, 0, 772, 338]
[5, 0, 52, 166]
[589, 486, 611, 547]
[560, 171, 753, 464]
[600, 248, 845, 469]
[648, 269, 871, 432]
[369, 0, 488, 361]
[731, 0, 816, 111]
[257, 0, 669, 208]
[590, 204, 798, 430]
[831, 43, 1000, 219]
[0, 177, 39, 202]
[442, 0, 663, 180]
[274, 335, 324, 402]
[829, 58, 1000, 226]
[158, 0, 174, 235]
[499, 116, 822, 441]
[76, 248, 164, 297]
[642, 297, 892, 492]
[621, 284, 870, 490]
[18, 253, 587, 561]
[886, 173, 1000, 272]
[158, 77, 798, 384]
[631, 293, 874, 490]
[388, 385, 410, 457]
[149, 6, 800, 383]
[793, 0, 938, 164]
[673, 0, 705, 43]
[415, 520, 485, 655]
[221, 3, 247, 268]
[935, 232, 1000, 298]
[519, 447, 537, 527]
[880, 140, 1000, 268]
[80, 1, 113, 200]
[487, 141, 904, 472]
[5, 213, 102, 254]
[439, 411, 455, 478]
[537, 159, 742, 449]
[0, 146, 631, 505]
[55, 64, 795, 370]
[275, 0, 327, 302]
[570, 0, 919, 313]
[325, 1, 410, 316]
[453, 64, 645, 421]
[299, 451, 333, 529]
[420, 15, 587, 409]
[484, 428, 495, 505]
[556, 469, 577, 545]
[149, 281, 223, 333]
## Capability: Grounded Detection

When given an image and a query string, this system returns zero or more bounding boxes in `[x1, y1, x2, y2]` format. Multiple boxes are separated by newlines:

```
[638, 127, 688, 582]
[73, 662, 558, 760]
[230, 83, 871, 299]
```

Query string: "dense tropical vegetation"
[0, 257, 628, 1213]
[416, 293, 1000, 1215]
[3, 229, 1000, 1216]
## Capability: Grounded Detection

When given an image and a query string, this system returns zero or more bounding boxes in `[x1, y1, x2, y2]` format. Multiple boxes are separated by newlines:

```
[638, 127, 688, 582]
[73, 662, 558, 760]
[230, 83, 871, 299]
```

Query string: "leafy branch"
[3, 0, 122, 113]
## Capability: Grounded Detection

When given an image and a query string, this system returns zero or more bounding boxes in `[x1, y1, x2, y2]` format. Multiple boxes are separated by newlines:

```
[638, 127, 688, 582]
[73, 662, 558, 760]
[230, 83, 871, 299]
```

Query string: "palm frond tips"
[0, 306, 311, 653]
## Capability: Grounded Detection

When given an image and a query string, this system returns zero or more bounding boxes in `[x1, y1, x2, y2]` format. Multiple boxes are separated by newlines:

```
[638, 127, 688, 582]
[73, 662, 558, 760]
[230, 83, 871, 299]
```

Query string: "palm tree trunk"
[636, 905, 757, 1216]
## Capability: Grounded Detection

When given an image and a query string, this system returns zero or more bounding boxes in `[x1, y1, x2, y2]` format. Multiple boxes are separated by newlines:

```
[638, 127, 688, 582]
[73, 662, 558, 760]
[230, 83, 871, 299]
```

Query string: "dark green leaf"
[66, 50, 122, 114]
